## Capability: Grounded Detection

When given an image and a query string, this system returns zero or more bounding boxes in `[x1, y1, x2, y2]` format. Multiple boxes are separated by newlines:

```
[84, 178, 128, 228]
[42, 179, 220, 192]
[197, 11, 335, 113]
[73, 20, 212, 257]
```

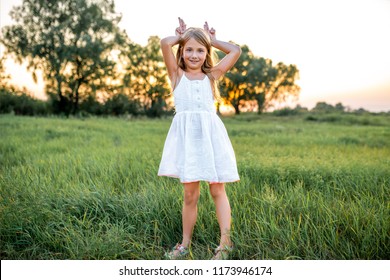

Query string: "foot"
[165, 243, 189, 260]
[211, 245, 233, 260]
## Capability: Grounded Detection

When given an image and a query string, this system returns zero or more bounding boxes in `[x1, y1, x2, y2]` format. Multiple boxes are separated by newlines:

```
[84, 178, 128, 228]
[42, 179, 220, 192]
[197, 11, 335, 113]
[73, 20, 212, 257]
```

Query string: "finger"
[180, 18, 186, 29]
[178, 17, 183, 29]
[204, 21, 209, 31]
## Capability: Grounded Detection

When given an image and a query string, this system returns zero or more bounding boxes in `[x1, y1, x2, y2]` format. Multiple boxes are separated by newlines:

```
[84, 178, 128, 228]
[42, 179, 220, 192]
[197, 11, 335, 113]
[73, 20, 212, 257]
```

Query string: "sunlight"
[4, 58, 46, 100]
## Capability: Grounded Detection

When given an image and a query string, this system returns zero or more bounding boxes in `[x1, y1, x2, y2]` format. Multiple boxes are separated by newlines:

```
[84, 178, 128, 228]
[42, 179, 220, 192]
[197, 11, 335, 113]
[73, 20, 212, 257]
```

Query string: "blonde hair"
[176, 27, 220, 100]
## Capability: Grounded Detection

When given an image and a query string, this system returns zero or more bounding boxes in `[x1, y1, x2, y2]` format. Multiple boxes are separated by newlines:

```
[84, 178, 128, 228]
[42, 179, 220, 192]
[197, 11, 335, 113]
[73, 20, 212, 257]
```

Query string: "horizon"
[1, 0, 390, 112]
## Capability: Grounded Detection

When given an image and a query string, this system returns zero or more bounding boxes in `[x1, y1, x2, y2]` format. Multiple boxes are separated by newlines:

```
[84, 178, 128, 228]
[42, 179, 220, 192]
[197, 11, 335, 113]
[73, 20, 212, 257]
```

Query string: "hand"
[175, 17, 187, 37]
[204, 21, 216, 42]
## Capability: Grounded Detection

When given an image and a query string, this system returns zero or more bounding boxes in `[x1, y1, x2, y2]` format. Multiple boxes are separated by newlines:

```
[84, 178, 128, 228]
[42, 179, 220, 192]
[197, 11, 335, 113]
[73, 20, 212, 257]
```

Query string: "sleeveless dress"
[158, 73, 240, 184]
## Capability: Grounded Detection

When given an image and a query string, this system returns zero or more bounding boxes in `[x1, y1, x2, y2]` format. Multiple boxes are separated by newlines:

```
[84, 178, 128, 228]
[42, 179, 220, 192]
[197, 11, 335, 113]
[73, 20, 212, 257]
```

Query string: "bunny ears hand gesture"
[175, 17, 216, 41]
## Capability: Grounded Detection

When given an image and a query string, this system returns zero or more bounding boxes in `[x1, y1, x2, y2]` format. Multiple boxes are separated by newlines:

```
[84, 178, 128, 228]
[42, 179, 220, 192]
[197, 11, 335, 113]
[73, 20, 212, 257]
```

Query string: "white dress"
[158, 73, 240, 183]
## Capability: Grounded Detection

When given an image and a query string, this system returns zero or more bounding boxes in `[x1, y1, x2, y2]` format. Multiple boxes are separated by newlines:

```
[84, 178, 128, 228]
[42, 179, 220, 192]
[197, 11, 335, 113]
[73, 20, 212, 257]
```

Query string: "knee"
[184, 189, 200, 206]
[209, 183, 226, 199]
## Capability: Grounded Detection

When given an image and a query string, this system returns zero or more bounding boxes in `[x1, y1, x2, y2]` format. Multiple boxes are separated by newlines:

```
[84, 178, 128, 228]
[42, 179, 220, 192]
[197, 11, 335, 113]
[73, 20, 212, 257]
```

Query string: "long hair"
[176, 28, 220, 100]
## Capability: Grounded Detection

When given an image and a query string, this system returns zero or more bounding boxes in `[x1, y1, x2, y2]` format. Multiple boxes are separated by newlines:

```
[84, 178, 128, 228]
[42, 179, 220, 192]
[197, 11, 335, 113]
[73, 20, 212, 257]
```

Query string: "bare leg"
[209, 183, 232, 247]
[181, 181, 200, 248]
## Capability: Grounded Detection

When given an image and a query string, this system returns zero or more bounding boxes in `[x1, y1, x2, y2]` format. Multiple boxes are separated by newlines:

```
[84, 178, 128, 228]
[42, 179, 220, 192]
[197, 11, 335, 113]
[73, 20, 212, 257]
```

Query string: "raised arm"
[160, 17, 186, 84]
[204, 22, 241, 80]
[160, 36, 180, 81]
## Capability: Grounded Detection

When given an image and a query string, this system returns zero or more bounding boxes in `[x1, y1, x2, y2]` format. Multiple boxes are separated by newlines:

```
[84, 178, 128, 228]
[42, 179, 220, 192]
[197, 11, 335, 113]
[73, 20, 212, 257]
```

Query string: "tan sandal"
[165, 243, 189, 260]
[211, 245, 233, 260]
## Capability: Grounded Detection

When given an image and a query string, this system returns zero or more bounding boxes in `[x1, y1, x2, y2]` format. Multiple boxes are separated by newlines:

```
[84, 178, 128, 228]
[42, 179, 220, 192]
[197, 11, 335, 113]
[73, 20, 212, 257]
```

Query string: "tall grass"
[0, 114, 389, 259]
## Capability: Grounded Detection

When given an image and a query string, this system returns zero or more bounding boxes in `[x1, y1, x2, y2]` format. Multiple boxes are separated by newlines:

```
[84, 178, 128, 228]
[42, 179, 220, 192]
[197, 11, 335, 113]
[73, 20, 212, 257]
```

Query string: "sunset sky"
[1, 0, 390, 112]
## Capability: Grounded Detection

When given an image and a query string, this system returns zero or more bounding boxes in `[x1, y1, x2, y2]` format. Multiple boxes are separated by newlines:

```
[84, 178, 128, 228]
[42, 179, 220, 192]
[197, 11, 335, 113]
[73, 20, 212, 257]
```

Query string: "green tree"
[219, 44, 300, 114]
[246, 56, 272, 113]
[312, 102, 335, 113]
[0, 0, 126, 115]
[0, 57, 11, 89]
[257, 61, 300, 113]
[335, 102, 346, 112]
[121, 36, 171, 117]
[219, 45, 254, 114]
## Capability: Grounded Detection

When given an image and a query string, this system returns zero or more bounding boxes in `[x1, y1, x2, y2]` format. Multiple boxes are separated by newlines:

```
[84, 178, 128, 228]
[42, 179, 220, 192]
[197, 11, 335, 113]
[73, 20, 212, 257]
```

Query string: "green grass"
[0, 113, 389, 260]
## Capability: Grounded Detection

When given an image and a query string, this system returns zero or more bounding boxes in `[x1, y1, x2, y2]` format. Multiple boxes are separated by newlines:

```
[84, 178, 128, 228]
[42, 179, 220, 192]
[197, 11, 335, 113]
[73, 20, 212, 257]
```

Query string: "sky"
[1, 0, 390, 112]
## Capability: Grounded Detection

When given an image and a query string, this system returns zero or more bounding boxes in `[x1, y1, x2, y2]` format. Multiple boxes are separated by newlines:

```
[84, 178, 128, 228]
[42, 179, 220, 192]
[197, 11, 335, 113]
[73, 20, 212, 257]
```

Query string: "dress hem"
[158, 174, 240, 184]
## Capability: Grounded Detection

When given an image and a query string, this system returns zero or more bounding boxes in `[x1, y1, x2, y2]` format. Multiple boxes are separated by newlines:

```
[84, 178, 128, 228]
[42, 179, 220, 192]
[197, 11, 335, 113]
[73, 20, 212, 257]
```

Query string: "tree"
[246, 56, 272, 113]
[312, 102, 347, 113]
[219, 45, 254, 114]
[312, 102, 335, 113]
[0, 57, 10, 88]
[258, 61, 300, 113]
[121, 36, 171, 117]
[219, 44, 300, 114]
[334, 102, 346, 112]
[0, 0, 126, 115]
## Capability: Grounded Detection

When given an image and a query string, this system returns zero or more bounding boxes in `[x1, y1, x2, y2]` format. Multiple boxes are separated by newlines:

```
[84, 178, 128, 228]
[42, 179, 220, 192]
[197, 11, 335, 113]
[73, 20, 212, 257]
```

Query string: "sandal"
[165, 243, 189, 260]
[211, 245, 233, 260]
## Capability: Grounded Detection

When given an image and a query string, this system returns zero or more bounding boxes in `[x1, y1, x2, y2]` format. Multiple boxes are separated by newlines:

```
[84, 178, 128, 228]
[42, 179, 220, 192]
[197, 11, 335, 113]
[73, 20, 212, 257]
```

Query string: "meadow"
[0, 113, 389, 260]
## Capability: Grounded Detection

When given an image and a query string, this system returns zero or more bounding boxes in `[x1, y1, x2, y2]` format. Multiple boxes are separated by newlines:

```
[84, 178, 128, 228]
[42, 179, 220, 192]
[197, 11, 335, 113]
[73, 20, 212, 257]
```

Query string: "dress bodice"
[173, 74, 216, 113]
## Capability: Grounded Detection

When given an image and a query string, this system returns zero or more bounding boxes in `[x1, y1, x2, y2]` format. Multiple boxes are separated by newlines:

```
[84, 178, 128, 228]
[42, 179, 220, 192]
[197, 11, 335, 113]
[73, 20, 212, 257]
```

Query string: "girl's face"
[182, 38, 207, 71]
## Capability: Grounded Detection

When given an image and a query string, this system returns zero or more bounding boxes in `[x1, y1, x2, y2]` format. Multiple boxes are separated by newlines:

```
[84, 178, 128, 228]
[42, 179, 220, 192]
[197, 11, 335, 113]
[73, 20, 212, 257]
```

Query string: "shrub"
[0, 90, 50, 115]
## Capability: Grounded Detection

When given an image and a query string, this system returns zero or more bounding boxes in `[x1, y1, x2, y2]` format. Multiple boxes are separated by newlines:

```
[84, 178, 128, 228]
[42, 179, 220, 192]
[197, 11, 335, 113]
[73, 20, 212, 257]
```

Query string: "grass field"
[0, 113, 389, 260]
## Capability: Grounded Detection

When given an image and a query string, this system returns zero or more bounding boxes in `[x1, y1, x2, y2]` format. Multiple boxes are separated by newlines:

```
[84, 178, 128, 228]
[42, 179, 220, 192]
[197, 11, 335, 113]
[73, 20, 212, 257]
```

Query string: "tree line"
[0, 0, 300, 117]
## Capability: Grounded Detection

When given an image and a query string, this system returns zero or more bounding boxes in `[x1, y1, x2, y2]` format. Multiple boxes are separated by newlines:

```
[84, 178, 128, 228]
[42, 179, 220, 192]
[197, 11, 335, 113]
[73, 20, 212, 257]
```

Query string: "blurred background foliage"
[0, 0, 305, 117]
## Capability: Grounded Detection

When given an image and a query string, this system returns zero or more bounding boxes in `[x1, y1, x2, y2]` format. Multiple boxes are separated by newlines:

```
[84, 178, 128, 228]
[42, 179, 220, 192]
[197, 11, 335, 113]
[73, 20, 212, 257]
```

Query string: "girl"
[158, 17, 241, 260]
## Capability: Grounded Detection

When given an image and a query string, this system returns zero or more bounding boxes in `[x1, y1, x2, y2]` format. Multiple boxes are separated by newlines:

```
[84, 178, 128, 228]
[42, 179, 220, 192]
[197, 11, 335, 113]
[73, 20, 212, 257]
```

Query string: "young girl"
[158, 17, 241, 260]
